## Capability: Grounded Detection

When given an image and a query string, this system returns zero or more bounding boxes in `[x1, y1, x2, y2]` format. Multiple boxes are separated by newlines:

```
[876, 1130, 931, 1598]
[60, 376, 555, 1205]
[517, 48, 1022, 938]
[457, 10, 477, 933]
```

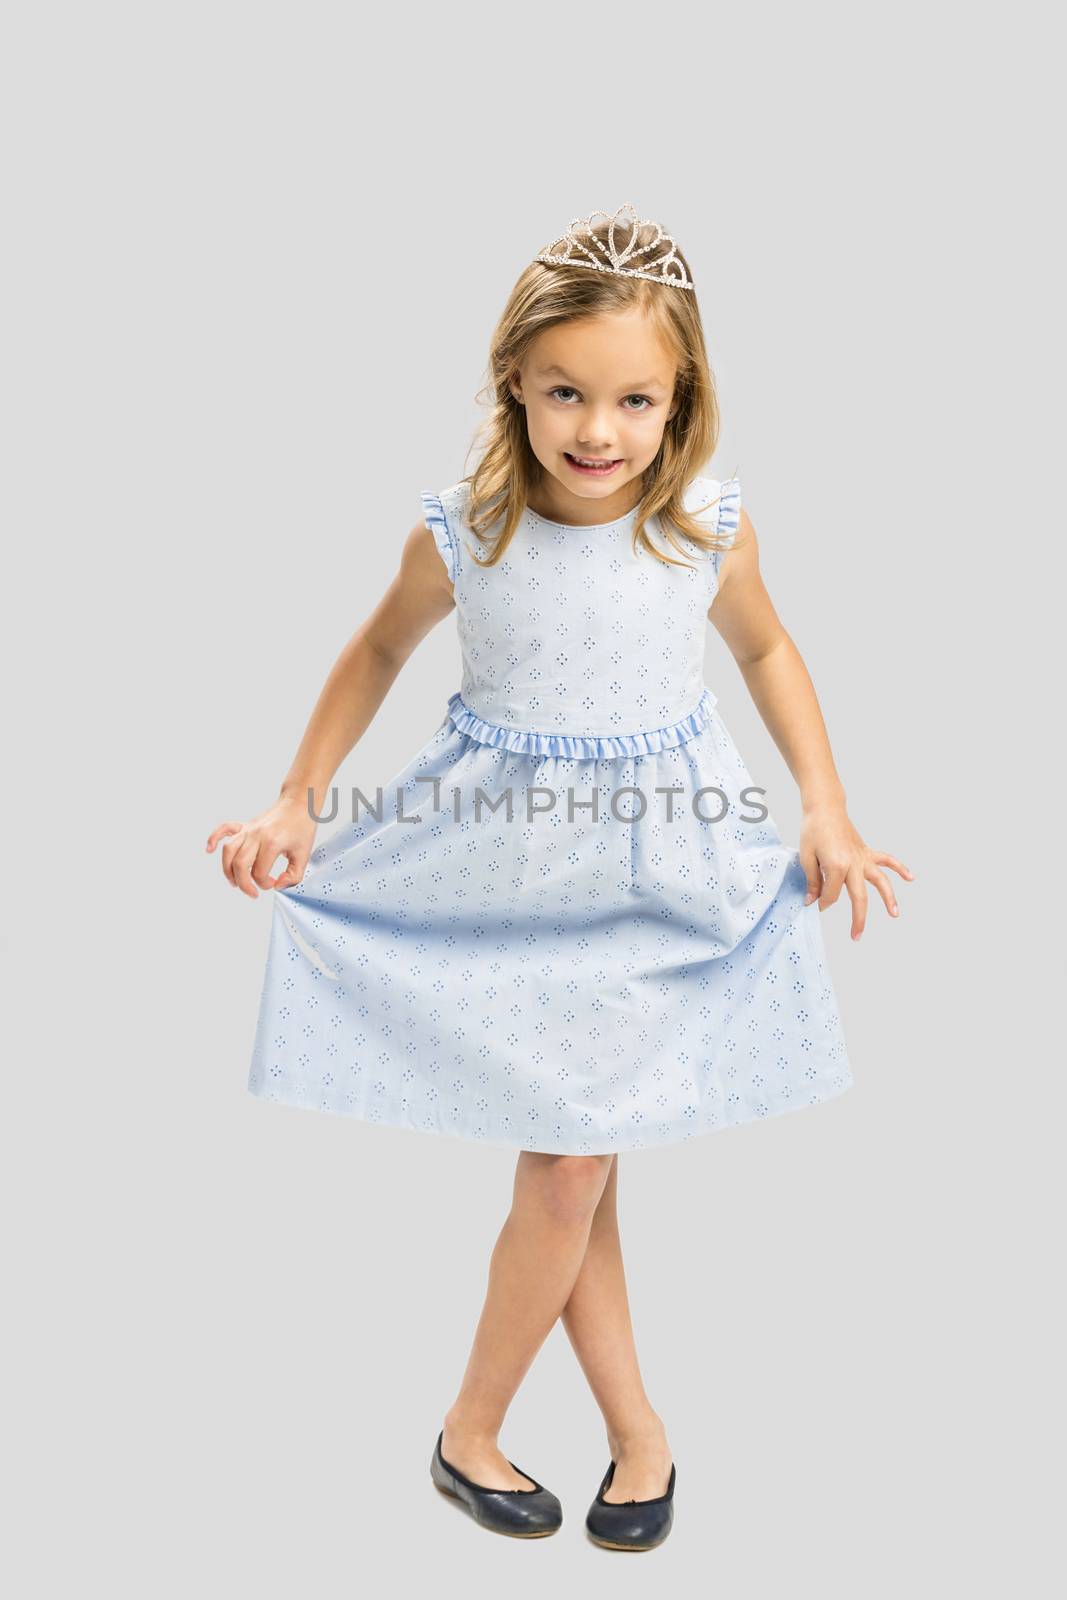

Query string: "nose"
[576, 407, 617, 450]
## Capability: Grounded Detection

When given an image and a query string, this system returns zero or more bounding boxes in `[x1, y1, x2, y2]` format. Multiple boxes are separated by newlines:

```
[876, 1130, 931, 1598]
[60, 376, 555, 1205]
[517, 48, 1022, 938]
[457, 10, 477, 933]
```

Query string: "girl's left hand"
[798, 802, 914, 941]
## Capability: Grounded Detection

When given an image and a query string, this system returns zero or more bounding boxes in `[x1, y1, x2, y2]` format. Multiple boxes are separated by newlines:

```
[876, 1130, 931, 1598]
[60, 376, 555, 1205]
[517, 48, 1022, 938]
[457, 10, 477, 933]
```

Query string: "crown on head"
[534, 201, 695, 291]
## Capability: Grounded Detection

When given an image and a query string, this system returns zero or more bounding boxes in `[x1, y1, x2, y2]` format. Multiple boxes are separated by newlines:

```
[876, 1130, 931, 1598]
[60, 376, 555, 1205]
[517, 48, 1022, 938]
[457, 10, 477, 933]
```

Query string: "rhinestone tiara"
[534, 201, 694, 291]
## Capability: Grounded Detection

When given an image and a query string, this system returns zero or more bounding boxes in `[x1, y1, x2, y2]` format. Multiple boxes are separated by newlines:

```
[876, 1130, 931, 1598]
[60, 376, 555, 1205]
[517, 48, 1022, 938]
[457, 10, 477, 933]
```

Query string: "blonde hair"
[458, 214, 741, 572]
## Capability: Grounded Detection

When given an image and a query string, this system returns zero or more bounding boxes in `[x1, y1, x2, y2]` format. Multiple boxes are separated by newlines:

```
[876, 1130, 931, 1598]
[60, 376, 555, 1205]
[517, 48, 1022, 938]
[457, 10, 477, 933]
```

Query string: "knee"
[524, 1153, 612, 1226]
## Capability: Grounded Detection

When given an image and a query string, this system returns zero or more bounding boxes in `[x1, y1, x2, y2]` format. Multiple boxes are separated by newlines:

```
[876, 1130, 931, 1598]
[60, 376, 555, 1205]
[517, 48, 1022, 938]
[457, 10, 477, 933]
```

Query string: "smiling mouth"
[565, 453, 622, 473]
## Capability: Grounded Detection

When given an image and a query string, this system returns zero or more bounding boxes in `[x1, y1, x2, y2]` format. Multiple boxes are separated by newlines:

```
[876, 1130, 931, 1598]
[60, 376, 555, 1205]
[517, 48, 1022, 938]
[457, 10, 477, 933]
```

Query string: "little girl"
[208, 202, 912, 1551]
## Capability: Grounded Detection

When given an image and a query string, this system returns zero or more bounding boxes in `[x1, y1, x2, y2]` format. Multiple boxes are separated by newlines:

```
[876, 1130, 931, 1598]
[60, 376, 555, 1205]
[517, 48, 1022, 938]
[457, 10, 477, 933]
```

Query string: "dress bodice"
[420, 474, 740, 758]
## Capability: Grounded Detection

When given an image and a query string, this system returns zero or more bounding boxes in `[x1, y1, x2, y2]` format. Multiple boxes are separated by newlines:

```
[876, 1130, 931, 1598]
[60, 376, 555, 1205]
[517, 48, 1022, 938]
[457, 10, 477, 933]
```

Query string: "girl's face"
[509, 307, 679, 521]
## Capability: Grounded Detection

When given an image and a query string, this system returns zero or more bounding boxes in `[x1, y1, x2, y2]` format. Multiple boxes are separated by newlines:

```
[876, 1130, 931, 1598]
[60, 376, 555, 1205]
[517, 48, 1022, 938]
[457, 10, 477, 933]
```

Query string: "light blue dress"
[248, 475, 853, 1154]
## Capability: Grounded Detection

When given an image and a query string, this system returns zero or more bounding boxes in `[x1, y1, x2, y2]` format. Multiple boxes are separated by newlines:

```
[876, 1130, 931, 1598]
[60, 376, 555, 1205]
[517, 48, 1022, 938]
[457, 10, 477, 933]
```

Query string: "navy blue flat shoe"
[430, 1431, 563, 1537]
[585, 1457, 676, 1550]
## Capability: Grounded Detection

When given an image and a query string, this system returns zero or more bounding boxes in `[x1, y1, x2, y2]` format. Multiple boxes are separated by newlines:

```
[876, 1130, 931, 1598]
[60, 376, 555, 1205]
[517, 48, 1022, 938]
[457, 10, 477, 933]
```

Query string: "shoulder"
[418, 480, 473, 589]
[439, 481, 471, 521]
[401, 516, 456, 596]
[682, 473, 742, 539]
[708, 507, 760, 615]
[425, 480, 471, 536]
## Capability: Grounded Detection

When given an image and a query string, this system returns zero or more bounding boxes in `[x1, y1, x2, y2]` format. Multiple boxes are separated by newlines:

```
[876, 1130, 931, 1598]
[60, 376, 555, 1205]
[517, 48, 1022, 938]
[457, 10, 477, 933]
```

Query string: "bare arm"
[206, 521, 455, 897]
[278, 521, 455, 810]
[708, 509, 846, 810]
[708, 509, 913, 937]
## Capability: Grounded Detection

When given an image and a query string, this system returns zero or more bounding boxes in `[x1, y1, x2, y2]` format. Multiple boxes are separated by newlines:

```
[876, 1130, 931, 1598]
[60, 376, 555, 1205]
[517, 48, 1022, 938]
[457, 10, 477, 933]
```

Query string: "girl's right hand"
[205, 797, 319, 899]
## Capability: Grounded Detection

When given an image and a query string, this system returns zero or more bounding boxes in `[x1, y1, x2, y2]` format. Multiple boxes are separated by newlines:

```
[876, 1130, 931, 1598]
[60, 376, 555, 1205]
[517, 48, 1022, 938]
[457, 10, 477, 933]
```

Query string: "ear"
[508, 373, 524, 405]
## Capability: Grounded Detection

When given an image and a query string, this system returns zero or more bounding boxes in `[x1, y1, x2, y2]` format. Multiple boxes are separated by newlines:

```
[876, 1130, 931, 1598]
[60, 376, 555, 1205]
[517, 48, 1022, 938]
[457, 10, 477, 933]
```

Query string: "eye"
[549, 387, 655, 412]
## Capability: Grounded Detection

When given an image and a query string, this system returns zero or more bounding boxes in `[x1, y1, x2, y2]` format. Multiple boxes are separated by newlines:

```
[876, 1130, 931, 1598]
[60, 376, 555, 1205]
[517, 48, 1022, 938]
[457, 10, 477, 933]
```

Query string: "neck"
[526, 468, 644, 527]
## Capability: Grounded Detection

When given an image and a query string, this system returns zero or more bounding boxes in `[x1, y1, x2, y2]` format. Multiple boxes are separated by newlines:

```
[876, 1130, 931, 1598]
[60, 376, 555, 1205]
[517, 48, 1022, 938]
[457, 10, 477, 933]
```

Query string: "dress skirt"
[248, 701, 853, 1155]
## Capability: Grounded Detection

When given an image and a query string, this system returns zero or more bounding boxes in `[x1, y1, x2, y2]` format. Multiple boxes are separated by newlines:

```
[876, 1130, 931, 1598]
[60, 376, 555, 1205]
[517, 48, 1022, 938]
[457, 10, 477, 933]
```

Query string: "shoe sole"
[585, 1523, 668, 1548]
[433, 1480, 560, 1537]
[587, 1533, 665, 1551]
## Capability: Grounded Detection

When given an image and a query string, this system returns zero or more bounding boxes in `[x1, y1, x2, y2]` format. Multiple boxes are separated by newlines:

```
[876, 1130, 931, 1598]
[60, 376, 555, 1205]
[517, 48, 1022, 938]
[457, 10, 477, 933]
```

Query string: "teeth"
[573, 455, 615, 466]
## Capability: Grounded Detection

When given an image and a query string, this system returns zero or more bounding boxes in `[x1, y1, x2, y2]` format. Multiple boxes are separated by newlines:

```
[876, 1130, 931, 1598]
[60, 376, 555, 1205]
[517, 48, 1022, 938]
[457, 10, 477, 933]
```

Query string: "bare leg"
[441, 1152, 614, 1490]
[557, 1154, 674, 1502]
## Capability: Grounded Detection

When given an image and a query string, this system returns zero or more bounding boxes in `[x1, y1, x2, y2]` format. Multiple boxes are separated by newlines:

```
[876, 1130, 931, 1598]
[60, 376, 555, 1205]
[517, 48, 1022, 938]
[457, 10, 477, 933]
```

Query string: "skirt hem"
[246, 1070, 855, 1157]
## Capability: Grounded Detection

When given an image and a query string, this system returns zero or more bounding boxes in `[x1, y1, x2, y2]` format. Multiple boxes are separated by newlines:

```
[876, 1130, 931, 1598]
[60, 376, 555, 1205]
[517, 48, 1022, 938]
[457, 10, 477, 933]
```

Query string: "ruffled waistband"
[445, 689, 718, 758]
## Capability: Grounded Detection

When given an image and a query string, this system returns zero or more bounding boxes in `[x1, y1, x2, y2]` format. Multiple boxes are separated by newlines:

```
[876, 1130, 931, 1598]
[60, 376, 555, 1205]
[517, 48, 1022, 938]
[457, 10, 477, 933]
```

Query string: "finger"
[268, 853, 309, 891]
[846, 866, 868, 940]
[870, 851, 915, 882]
[250, 837, 286, 891]
[818, 861, 849, 909]
[220, 830, 248, 887]
[256, 839, 311, 892]
[206, 821, 244, 853]
[799, 847, 822, 905]
[866, 865, 900, 919]
[228, 836, 262, 899]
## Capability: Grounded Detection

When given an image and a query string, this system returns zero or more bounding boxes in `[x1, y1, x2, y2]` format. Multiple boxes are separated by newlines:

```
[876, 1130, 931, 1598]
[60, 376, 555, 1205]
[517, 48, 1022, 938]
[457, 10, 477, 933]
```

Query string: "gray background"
[4, 2, 1061, 1594]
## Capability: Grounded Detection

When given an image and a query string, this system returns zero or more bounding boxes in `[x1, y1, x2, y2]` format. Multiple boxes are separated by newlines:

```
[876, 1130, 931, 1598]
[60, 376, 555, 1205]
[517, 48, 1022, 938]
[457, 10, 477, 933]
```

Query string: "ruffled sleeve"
[715, 476, 741, 546]
[420, 489, 458, 584]
[708, 475, 741, 594]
